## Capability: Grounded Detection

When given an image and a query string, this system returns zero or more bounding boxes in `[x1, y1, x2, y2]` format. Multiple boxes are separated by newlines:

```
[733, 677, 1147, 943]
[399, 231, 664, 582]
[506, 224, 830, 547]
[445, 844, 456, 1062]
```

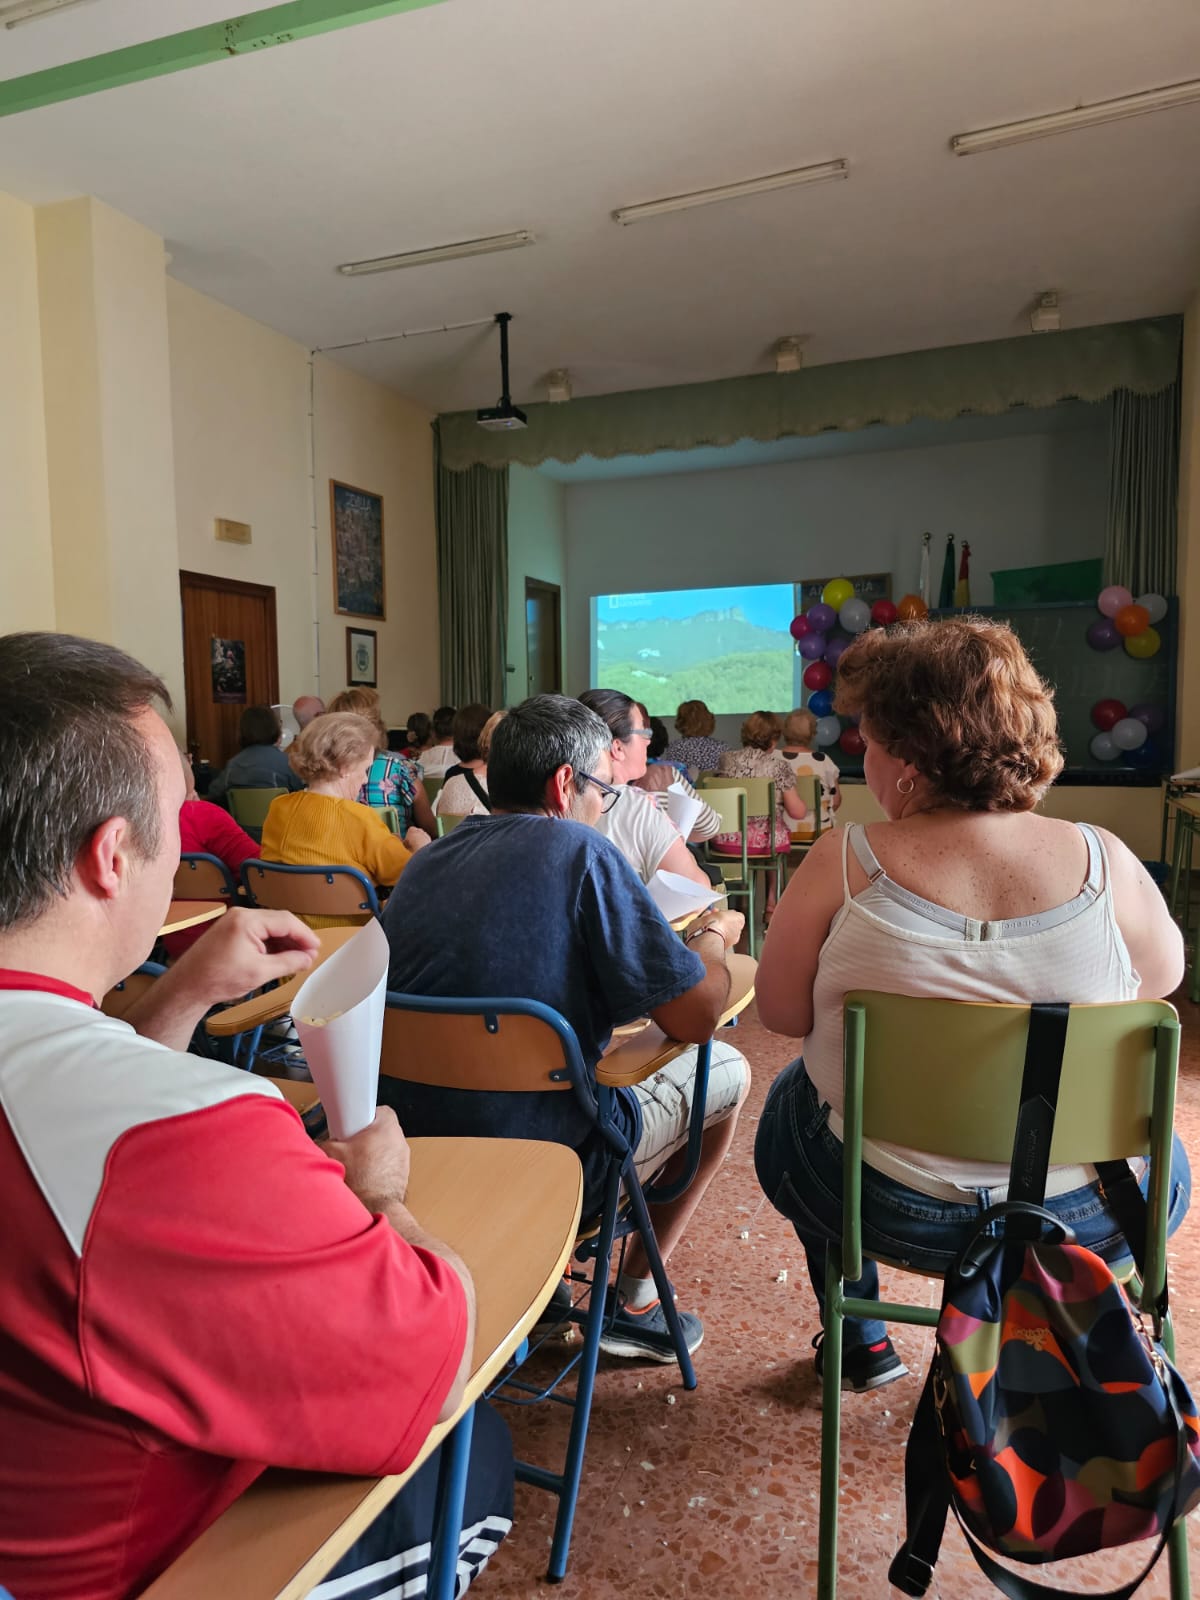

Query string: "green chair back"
[227, 786, 283, 834]
[436, 813, 469, 837]
[376, 805, 401, 835]
[422, 775, 444, 806]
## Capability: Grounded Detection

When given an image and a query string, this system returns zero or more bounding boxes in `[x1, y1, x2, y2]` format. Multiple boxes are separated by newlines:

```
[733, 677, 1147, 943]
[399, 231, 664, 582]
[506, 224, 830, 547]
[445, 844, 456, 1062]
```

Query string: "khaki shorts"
[630, 1040, 750, 1186]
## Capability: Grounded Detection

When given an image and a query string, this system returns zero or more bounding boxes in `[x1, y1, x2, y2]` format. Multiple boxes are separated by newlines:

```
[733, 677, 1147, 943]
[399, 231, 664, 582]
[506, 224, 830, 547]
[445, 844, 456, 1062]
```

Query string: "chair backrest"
[102, 961, 166, 1020]
[436, 813, 469, 837]
[242, 860, 380, 917]
[791, 776, 823, 843]
[422, 774, 444, 805]
[173, 852, 239, 902]
[698, 773, 777, 818]
[381, 992, 586, 1097]
[376, 805, 401, 835]
[698, 785, 748, 880]
[227, 787, 283, 830]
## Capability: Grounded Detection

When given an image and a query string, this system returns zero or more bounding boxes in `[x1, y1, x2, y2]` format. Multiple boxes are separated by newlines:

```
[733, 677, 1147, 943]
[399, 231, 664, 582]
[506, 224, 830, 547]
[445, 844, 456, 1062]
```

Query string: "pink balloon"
[1097, 585, 1133, 619]
[789, 614, 810, 641]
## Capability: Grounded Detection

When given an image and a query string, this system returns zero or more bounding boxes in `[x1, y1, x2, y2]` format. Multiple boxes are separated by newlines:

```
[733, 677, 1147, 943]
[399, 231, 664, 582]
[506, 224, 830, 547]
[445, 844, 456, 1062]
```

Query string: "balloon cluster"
[1089, 699, 1166, 766]
[789, 578, 922, 755]
[1086, 586, 1166, 659]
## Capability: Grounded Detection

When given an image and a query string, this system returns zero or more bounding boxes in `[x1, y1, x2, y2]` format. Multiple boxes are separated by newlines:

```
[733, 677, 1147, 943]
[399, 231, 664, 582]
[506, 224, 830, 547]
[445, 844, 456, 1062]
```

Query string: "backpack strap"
[887, 1369, 949, 1595]
[1006, 1002, 1070, 1208]
[460, 767, 492, 812]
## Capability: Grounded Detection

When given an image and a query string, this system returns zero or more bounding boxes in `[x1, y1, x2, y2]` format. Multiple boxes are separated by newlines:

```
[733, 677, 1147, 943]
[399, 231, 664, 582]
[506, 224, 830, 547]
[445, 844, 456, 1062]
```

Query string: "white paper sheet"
[1170, 765, 1200, 783]
[292, 919, 389, 1140]
[665, 781, 702, 839]
[647, 869, 721, 924]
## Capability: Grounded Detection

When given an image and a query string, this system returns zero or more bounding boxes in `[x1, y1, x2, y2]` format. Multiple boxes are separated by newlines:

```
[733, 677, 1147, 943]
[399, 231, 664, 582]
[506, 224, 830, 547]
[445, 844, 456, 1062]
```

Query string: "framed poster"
[331, 480, 385, 620]
[346, 626, 378, 688]
[796, 571, 892, 612]
[210, 636, 247, 704]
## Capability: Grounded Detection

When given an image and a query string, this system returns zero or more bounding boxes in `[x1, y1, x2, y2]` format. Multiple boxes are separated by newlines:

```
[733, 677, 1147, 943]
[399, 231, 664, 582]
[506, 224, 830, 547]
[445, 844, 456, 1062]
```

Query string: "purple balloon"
[798, 631, 827, 660]
[807, 603, 837, 633]
[825, 636, 851, 669]
[1086, 618, 1121, 652]
[1130, 703, 1167, 734]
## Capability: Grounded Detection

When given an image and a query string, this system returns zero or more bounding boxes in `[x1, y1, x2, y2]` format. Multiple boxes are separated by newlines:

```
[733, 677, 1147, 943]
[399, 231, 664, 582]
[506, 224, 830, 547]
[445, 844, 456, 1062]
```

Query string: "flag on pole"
[919, 532, 931, 608]
[955, 540, 971, 608]
[938, 534, 956, 609]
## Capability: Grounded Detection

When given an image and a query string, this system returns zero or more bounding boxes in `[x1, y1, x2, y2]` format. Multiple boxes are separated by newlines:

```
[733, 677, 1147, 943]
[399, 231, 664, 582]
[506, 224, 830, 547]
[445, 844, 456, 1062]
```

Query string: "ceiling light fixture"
[612, 159, 848, 226]
[1029, 291, 1061, 334]
[952, 78, 1200, 155]
[337, 229, 535, 277]
[0, 0, 97, 25]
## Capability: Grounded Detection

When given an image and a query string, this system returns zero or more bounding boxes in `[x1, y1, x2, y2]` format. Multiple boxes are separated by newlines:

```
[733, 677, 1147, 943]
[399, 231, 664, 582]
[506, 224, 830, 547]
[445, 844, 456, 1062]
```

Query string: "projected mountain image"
[592, 584, 797, 716]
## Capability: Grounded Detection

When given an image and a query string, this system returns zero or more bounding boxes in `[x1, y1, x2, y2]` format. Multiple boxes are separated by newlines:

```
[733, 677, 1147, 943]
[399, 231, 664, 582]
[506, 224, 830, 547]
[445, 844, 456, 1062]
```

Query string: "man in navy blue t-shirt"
[382, 695, 749, 1361]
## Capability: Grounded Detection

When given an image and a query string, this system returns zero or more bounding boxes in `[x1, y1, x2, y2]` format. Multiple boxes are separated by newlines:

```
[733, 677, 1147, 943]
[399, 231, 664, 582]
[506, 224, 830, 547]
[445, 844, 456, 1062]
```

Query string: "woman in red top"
[163, 754, 261, 957]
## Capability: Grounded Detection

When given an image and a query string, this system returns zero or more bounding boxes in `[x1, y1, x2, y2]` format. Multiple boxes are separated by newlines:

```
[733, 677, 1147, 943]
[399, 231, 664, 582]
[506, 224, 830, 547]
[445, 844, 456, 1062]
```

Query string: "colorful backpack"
[889, 1003, 1200, 1600]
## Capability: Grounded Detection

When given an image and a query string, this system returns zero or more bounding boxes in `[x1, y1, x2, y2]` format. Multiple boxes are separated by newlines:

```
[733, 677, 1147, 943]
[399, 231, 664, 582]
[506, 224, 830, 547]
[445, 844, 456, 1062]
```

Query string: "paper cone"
[292, 919, 390, 1140]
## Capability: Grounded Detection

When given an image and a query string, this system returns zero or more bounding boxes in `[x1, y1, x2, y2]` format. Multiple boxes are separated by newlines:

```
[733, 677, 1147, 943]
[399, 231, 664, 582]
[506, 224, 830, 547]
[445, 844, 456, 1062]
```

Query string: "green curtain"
[435, 426, 509, 706]
[1103, 379, 1180, 596]
[437, 316, 1181, 471]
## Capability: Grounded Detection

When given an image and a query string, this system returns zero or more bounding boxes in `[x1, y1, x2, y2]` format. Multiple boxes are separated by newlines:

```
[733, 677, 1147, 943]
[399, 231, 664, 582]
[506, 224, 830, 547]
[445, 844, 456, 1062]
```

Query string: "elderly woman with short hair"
[754, 617, 1190, 1394]
[261, 713, 430, 924]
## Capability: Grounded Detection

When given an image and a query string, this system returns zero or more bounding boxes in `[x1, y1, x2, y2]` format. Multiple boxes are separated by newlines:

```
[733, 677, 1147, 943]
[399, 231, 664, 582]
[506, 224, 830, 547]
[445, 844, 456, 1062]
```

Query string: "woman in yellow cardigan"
[262, 712, 431, 926]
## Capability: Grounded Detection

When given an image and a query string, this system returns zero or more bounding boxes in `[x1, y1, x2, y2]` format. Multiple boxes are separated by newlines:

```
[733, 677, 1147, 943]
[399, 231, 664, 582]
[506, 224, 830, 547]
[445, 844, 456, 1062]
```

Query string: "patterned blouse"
[711, 747, 796, 854]
[661, 735, 729, 778]
[357, 753, 420, 829]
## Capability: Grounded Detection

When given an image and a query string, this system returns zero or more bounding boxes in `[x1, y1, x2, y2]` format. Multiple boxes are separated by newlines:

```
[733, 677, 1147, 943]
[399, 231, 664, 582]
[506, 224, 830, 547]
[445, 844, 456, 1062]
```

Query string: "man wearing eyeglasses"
[381, 694, 749, 1362]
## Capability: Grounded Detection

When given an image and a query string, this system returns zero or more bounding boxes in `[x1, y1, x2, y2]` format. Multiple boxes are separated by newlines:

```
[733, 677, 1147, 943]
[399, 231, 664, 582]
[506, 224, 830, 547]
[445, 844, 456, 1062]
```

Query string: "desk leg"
[428, 1403, 476, 1600]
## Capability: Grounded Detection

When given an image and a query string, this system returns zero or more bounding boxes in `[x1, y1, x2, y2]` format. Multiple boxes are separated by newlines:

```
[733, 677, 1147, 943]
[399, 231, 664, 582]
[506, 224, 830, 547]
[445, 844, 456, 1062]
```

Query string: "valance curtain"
[1103, 379, 1181, 597]
[434, 428, 509, 706]
[436, 316, 1181, 472]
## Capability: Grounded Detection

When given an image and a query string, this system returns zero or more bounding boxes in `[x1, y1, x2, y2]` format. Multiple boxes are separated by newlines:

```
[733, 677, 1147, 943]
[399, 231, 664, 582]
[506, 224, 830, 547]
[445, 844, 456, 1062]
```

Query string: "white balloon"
[1111, 717, 1148, 752]
[839, 597, 871, 634]
[1136, 592, 1168, 625]
[1090, 732, 1118, 761]
[815, 716, 842, 747]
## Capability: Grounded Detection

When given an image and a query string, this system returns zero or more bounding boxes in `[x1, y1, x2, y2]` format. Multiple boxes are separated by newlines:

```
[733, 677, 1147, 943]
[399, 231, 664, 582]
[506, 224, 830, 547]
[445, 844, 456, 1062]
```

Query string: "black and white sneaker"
[813, 1332, 907, 1393]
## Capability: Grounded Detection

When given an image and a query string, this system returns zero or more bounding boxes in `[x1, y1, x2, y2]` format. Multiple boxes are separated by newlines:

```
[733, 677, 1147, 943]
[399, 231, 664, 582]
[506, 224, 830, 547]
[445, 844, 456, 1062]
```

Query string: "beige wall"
[0, 191, 54, 633]
[312, 356, 439, 725]
[507, 464, 567, 701]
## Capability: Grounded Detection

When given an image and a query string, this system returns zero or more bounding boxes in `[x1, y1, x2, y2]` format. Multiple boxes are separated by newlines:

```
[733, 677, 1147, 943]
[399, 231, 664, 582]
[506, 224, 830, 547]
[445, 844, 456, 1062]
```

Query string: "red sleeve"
[79, 1097, 467, 1476]
[193, 800, 262, 873]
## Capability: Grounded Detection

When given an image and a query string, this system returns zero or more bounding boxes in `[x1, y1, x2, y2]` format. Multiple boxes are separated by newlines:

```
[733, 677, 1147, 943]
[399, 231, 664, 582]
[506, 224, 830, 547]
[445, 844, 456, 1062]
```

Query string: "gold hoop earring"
[896, 777, 915, 795]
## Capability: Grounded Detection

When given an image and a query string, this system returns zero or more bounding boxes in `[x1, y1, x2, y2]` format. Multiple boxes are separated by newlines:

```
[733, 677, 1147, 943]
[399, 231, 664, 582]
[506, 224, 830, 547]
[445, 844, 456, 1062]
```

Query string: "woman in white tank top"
[753, 618, 1189, 1394]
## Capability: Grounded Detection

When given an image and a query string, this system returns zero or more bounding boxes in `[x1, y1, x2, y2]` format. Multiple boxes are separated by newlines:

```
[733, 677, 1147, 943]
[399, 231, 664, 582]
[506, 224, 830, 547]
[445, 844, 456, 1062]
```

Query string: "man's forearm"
[380, 1200, 477, 1417]
[123, 964, 212, 1050]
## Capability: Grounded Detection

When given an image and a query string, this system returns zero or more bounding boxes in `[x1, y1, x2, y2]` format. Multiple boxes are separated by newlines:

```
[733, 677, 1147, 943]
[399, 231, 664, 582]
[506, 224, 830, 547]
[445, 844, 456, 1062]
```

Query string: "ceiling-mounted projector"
[476, 312, 528, 431]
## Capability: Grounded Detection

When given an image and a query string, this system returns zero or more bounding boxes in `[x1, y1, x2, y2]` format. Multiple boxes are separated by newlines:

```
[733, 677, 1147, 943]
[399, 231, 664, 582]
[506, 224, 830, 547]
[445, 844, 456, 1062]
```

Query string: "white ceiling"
[2, 0, 1200, 415]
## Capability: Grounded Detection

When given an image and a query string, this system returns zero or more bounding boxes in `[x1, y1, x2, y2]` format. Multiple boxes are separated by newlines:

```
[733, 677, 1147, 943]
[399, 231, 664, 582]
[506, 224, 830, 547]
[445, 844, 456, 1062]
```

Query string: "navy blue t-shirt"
[380, 813, 705, 1209]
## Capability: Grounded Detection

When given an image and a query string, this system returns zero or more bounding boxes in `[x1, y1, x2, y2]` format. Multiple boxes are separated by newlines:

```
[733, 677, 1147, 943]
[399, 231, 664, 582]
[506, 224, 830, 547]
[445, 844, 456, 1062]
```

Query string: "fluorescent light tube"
[952, 79, 1200, 155]
[337, 230, 534, 276]
[1, 0, 97, 25]
[612, 159, 848, 225]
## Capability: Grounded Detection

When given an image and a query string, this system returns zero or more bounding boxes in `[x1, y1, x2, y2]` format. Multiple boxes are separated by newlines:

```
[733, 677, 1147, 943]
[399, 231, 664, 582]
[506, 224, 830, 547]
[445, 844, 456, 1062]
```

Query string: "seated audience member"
[418, 705, 459, 779]
[292, 693, 326, 730]
[404, 709, 434, 761]
[754, 618, 1191, 1394]
[0, 632, 511, 1600]
[328, 686, 436, 835]
[261, 713, 429, 926]
[434, 707, 504, 818]
[633, 706, 720, 843]
[207, 704, 302, 804]
[779, 707, 842, 839]
[382, 694, 750, 1361]
[662, 699, 728, 779]
[162, 750, 261, 958]
[712, 712, 807, 901]
[578, 689, 712, 888]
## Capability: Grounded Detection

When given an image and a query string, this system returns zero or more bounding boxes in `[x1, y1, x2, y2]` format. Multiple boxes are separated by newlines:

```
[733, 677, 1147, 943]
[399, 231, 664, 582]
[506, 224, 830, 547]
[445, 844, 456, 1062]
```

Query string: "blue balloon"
[1126, 739, 1162, 770]
[808, 689, 834, 718]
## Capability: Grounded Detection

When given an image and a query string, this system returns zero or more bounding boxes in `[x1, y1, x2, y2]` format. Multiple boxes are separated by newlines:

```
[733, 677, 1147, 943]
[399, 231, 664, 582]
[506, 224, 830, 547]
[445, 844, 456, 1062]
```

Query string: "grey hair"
[0, 632, 171, 930]
[488, 695, 611, 813]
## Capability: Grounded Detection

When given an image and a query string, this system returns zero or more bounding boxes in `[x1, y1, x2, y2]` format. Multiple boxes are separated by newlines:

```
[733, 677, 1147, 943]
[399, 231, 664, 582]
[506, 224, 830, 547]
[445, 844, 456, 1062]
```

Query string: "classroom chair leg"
[817, 1251, 845, 1600]
[427, 1402, 477, 1600]
[621, 1167, 698, 1392]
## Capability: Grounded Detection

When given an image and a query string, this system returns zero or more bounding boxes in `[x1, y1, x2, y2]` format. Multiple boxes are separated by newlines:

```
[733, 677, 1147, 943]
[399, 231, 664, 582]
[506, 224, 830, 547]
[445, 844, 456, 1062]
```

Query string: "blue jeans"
[754, 1059, 1193, 1351]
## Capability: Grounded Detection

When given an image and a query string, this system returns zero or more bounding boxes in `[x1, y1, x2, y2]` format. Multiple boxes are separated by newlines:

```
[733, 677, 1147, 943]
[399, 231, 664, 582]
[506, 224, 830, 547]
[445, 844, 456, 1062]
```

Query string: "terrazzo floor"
[482, 984, 1200, 1599]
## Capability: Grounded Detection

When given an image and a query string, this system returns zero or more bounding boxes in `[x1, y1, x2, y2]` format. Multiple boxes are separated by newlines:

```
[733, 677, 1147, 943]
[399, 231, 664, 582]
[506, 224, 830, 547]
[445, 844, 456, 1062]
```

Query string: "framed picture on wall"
[331, 480, 386, 620]
[796, 571, 892, 612]
[346, 626, 378, 688]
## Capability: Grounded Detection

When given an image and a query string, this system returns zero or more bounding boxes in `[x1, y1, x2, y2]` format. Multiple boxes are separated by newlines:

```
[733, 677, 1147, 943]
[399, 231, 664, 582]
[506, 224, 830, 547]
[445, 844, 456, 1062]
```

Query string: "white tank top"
[804, 822, 1140, 1191]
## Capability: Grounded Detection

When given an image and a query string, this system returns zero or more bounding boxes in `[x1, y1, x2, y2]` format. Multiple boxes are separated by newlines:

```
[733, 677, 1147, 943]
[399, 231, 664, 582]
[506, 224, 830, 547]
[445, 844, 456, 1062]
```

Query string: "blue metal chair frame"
[239, 859, 381, 917]
[381, 990, 713, 1581]
[175, 851, 240, 903]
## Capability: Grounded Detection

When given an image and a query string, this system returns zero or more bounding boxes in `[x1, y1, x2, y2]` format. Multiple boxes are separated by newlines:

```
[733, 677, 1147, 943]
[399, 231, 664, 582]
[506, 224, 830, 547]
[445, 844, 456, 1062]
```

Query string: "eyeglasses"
[577, 771, 621, 813]
[625, 728, 653, 741]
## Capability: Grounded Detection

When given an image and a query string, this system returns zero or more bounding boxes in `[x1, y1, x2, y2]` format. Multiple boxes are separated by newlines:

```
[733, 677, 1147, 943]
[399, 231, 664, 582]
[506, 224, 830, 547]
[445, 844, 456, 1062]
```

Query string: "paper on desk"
[292, 918, 389, 1140]
[665, 782, 702, 839]
[647, 869, 721, 923]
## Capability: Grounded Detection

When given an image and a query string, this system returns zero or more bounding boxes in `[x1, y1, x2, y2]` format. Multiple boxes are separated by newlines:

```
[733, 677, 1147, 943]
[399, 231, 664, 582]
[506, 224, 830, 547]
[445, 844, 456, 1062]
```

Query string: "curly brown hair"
[834, 617, 1063, 812]
[675, 699, 716, 738]
[740, 710, 783, 751]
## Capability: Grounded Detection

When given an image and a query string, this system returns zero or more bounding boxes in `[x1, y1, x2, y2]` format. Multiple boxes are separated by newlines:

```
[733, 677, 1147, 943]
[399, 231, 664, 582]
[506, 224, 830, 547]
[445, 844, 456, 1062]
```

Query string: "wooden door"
[525, 578, 562, 698]
[180, 572, 280, 770]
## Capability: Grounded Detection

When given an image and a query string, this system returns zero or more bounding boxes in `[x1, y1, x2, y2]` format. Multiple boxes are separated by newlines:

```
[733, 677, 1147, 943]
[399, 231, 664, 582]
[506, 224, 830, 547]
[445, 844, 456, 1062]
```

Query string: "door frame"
[524, 577, 562, 697]
[179, 570, 280, 759]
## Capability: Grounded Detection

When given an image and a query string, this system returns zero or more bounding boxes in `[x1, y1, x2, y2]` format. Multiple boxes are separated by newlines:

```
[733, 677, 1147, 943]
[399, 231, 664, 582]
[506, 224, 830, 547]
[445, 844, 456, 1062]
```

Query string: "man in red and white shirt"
[0, 632, 510, 1600]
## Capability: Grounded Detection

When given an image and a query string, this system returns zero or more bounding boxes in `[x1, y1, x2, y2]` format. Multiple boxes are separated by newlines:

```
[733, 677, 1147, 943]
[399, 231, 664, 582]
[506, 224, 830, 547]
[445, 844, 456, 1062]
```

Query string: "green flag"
[938, 534, 956, 609]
